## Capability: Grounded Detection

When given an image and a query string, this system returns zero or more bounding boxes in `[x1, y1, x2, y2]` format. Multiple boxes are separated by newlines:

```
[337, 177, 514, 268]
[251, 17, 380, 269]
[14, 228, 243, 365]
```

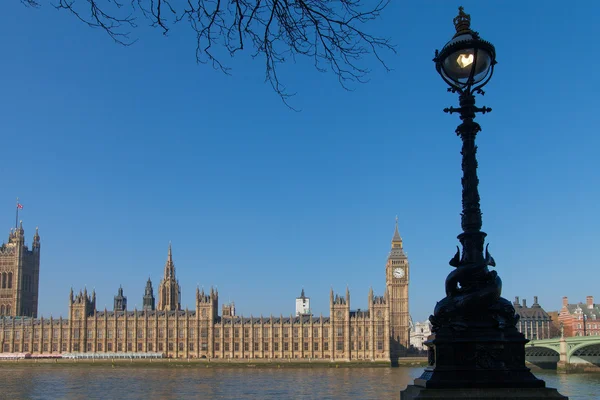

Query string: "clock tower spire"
[392, 215, 403, 247]
[386, 217, 410, 362]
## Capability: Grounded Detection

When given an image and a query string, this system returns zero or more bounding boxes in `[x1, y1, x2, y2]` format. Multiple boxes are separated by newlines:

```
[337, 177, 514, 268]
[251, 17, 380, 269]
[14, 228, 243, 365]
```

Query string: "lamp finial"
[453, 6, 471, 35]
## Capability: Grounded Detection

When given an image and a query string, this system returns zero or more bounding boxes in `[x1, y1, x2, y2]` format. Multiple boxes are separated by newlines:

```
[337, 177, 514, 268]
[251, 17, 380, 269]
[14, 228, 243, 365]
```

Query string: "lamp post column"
[455, 92, 487, 266]
[400, 7, 568, 399]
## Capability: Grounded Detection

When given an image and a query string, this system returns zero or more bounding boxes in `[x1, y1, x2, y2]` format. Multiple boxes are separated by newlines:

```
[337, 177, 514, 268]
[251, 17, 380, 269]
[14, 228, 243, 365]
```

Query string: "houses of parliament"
[0, 220, 410, 362]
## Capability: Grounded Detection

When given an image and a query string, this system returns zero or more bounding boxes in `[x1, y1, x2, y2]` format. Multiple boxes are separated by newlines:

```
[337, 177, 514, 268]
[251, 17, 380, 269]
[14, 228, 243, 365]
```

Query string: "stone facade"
[410, 320, 432, 351]
[513, 296, 552, 340]
[0, 222, 411, 361]
[0, 223, 40, 318]
[558, 296, 600, 337]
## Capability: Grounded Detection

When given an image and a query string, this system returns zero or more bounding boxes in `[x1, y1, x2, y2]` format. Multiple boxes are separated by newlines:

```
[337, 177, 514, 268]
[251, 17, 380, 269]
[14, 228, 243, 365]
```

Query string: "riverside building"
[0, 221, 411, 361]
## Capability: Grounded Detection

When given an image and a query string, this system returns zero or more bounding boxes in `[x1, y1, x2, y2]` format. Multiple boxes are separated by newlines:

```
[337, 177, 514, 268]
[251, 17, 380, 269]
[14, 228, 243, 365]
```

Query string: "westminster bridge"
[525, 335, 600, 373]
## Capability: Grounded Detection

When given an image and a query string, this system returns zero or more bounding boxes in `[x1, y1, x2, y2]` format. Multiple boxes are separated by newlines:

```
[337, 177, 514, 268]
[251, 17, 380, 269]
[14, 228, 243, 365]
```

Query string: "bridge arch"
[525, 345, 560, 369]
[568, 343, 600, 359]
[525, 344, 560, 356]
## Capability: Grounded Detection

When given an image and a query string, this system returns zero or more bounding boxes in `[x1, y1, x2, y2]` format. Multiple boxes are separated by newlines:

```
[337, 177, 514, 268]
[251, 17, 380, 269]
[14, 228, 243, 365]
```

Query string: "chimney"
[587, 296, 594, 309]
[533, 296, 538, 305]
[522, 299, 527, 308]
[562, 296, 568, 307]
[515, 296, 520, 306]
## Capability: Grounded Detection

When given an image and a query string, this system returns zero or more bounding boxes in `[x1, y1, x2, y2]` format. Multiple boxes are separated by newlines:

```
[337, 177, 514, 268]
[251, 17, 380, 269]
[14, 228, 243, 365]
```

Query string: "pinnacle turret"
[114, 285, 127, 312]
[32, 226, 40, 248]
[143, 278, 155, 311]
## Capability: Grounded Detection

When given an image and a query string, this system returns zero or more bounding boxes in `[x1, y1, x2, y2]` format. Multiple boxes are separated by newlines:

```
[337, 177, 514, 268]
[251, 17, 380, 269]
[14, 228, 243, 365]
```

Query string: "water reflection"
[536, 370, 600, 400]
[0, 365, 596, 399]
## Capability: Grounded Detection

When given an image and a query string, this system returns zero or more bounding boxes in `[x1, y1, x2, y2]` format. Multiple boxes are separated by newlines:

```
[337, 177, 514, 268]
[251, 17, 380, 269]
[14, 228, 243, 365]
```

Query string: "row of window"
[576, 324, 600, 329]
[1, 339, 387, 354]
[577, 314, 598, 320]
[1, 326, 387, 340]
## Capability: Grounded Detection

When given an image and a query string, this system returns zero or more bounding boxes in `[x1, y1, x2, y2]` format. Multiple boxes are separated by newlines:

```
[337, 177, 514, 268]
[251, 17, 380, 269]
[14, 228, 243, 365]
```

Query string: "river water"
[0, 366, 598, 399]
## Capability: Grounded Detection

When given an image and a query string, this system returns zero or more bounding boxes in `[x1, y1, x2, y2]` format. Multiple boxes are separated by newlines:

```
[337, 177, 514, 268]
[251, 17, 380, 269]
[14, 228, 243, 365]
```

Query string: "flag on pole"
[15, 198, 22, 230]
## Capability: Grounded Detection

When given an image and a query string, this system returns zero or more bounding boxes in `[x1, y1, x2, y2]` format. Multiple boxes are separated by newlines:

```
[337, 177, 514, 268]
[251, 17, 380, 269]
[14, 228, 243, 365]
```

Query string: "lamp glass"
[442, 47, 491, 85]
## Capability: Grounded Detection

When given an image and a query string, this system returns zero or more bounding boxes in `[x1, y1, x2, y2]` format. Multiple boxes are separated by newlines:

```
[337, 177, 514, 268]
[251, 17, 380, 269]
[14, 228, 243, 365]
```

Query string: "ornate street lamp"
[400, 7, 567, 399]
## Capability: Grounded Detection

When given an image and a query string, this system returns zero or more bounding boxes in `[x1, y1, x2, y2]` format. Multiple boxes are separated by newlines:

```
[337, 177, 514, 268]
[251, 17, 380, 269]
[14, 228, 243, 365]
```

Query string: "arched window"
[6, 305, 11, 315]
[0, 305, 4, 315]
[7, 272, 12, 289]
[1, 273, 6, 289]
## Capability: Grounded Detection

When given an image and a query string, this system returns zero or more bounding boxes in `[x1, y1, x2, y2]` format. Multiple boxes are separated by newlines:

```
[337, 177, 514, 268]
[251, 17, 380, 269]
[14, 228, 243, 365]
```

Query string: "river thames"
[0, 365, 598, 399]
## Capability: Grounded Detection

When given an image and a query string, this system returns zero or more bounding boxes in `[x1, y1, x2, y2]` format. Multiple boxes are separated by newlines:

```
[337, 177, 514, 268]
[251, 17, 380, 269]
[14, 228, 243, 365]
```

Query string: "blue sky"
[1, 1, 599, 322]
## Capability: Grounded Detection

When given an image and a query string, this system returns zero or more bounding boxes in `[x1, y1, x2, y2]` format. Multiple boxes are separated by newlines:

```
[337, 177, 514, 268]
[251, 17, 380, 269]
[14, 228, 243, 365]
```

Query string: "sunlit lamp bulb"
[457, 53, 474, 68]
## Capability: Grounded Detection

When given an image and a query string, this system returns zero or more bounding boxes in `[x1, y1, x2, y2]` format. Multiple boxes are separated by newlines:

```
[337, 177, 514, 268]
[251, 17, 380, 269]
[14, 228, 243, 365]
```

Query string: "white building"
[410, 319, 432, 351]
[295, 289, 311, 316]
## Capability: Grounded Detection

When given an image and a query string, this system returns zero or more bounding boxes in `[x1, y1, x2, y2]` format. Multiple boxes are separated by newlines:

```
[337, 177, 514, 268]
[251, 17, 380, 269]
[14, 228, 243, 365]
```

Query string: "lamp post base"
[400, 386, 568, 400]
[399, 326, 568, 399]
[415, 327, 545, 389]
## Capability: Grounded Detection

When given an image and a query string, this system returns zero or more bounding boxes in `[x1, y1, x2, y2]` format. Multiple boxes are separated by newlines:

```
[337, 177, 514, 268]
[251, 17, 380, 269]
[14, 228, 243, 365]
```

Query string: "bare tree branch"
[21, 0, 41, 7]
[25, 0, 395, 107]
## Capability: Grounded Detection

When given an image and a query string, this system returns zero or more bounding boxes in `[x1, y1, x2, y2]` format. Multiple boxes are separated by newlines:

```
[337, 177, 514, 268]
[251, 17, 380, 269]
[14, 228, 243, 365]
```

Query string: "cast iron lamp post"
[400, 8, 568, 399]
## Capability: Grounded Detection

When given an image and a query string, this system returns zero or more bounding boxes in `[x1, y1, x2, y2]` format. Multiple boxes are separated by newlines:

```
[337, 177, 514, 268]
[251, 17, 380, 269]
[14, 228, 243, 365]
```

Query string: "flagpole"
[15, 197, 19, 230]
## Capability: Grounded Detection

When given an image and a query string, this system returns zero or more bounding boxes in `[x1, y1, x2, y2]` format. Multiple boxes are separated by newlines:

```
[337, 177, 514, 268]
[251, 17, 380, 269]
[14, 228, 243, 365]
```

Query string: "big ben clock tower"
[386, 217, 410, 361]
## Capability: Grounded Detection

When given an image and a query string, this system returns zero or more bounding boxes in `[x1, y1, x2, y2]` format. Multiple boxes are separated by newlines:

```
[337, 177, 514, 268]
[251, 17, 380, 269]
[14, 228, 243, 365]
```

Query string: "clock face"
[393, 267, 405, 279]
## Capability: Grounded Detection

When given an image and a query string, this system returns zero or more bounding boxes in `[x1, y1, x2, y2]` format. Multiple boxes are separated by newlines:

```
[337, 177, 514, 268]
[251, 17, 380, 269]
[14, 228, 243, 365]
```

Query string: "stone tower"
[69, 287, 96, 318]
[158, 242, 181, 311]
[330, 286, 351, 361]
[196, 286, 218, 320]
[369, 286, 390, 359]
[386, 217, 410, 360]
[143, 278, 155, 311]
[69, 287, 96, 352]
[113, 285, 127, 311]
[222, 301, 235, 317]
[0, 223, 40, 317]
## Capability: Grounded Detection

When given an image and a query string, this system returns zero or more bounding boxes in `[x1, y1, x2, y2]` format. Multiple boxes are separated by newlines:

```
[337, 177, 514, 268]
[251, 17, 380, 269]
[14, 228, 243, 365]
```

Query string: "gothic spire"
[164, 242, 176, 279]
[392, 215, 402, 244]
